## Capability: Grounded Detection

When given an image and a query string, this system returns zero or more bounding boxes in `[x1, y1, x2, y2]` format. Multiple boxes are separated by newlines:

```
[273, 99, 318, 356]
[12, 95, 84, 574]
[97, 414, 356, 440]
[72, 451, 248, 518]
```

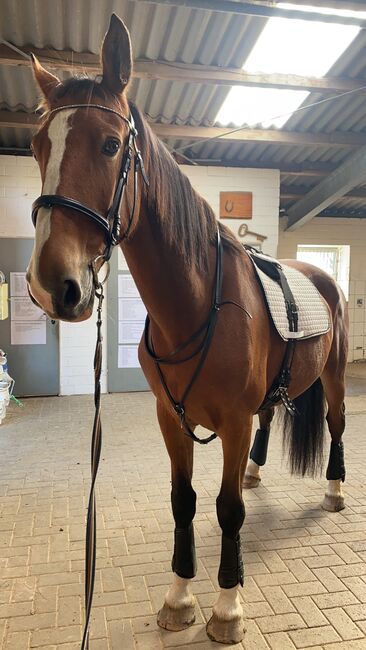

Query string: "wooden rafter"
[281, 187, 366, 201]
[1, 44, 366, 96]
[286, 145, 366, 230]
[151, 123, 365, 148]
[1, 110, 365, 149]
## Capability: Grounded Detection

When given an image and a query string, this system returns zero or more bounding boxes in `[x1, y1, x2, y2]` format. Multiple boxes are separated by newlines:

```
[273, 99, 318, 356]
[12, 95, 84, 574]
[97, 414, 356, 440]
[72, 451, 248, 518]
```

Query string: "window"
[215, 5, 366, 129]
[296, 245, 350, 300]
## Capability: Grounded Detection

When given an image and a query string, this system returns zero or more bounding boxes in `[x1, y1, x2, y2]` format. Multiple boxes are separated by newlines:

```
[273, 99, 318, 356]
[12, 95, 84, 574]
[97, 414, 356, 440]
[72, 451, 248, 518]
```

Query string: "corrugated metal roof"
[0, 0, 266, 142]
[1, 0, 366, 216]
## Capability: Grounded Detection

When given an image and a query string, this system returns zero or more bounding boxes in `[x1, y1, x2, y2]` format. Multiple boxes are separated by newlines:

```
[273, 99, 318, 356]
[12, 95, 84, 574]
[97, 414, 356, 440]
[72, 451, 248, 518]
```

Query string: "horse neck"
[121, 205, 215, 349]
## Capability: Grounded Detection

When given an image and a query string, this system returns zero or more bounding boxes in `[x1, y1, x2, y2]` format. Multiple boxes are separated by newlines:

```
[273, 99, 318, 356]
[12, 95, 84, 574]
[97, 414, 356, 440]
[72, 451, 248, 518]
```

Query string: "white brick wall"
[0, 157, 281, 393]
[278, 217, 366, 362]
[182, 165, 280, 256]
[0, 155, 107, 394]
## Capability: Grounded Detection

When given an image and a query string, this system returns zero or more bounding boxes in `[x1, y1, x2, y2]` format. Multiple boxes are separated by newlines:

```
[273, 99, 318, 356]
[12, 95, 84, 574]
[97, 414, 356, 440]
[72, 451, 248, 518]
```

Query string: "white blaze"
[28, 109, 77, 311]
[36, 108, 77, 248]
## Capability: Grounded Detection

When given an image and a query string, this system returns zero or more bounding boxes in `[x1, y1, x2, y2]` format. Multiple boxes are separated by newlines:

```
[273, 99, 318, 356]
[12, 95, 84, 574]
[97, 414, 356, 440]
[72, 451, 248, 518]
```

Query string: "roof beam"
[319, 208, 366, 218]
[137, 0, 366, 27]
[282, 187, 366, 200]
[1, 44, 366, 95]
[285, 146, 366, 230]
[0, 110, 363, 148]
[1, 111, 365, 149]
[193, 160, 334, 175]
[0, 111, 38, 128]
[152, 123, 365, 147]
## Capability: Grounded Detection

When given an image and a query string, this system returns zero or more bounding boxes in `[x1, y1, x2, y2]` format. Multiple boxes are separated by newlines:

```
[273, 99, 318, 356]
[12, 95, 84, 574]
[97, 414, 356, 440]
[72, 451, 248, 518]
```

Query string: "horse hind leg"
[156, 402, 197, 631]
[243, 407, 274, 489]
[321, 369, 346, 512]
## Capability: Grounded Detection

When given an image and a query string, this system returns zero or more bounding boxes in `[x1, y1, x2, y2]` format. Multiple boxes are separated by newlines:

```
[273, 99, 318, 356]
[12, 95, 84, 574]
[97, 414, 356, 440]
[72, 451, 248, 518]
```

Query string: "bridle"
[31, 102, 149, 650]
[31, 103, 149, 266]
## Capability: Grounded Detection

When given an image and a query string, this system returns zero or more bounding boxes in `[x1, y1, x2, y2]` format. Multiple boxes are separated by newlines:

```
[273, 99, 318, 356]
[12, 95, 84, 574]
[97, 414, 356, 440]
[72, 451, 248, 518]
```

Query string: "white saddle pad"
[254, 263, 331, 341]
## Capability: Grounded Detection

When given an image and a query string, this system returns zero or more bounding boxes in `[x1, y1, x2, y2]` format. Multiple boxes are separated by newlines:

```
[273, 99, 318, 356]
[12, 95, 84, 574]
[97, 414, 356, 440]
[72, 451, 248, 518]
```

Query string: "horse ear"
[30, 53, 61, 101]
[101, 14, 132, 95]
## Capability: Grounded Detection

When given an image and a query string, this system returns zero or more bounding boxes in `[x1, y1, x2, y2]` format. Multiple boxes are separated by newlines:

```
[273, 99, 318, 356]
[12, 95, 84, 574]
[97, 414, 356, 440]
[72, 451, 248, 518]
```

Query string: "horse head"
[27, 14, 135, 321]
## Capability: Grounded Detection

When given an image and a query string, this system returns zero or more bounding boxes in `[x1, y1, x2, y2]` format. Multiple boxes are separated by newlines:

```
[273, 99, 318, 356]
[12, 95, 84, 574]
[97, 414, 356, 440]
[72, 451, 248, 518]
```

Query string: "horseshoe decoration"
[219, 191, 252, 219]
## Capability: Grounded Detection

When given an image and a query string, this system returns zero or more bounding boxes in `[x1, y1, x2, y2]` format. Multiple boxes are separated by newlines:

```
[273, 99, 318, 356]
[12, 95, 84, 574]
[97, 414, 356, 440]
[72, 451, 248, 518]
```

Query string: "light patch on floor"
[0, 388, 365, 649]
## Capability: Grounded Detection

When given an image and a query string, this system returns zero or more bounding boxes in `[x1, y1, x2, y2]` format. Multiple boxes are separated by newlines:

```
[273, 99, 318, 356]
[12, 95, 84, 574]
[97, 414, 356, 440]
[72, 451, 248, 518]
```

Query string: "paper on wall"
[11, 321, 46, 345]
[118, 274, 139, 298]
[10, 272, 28, 297]
[11, 297, 46, 322]
[118, 248, 129, 271]
[118, 320, 145, 344]
[118, 345, 140, 368]
[118, 298, 147, 321]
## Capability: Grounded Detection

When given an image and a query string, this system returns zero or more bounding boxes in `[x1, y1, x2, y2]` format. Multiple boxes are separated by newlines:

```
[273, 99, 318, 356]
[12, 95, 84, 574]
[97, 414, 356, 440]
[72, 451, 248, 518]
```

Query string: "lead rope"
[81, 279, 104, 650]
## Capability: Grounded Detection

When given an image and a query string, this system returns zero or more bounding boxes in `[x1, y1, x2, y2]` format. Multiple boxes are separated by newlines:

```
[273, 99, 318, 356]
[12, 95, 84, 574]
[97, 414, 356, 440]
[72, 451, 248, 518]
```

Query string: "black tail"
[282, 378, 326, 477]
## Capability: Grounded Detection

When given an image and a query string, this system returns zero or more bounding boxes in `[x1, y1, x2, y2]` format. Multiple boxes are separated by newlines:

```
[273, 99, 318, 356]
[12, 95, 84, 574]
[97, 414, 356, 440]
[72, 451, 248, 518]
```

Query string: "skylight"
[215, 5, 366, 129]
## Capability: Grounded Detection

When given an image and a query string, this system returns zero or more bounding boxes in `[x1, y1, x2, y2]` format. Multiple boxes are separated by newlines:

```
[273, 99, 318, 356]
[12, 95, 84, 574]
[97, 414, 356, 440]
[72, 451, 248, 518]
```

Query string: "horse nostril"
[63, 279, 82, 308]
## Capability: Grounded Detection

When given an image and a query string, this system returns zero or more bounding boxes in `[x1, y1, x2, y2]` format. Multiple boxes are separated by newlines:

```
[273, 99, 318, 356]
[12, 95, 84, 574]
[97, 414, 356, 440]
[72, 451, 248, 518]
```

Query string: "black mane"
[130, 102, 241, 271]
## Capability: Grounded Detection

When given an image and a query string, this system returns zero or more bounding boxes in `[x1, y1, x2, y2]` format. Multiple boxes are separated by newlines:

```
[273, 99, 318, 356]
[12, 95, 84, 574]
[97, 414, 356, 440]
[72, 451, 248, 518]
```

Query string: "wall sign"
[220, 191, 252, 219]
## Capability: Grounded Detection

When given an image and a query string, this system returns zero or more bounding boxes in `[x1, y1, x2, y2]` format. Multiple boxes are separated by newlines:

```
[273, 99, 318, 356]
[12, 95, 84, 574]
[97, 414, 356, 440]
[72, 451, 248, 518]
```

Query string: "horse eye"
[102, 138, 121, 156]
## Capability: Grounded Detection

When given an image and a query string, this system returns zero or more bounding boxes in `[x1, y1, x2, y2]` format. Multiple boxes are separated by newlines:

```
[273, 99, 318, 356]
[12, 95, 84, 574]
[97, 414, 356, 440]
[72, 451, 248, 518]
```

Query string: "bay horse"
[27, 14, 348, 645]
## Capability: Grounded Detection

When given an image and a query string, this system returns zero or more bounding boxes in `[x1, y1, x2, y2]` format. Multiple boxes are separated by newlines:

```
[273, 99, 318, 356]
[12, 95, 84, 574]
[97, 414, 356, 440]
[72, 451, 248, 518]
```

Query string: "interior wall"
[182, 165, 280, 257]
[0, 155, 108, 394]
[278, 217, 366, 362]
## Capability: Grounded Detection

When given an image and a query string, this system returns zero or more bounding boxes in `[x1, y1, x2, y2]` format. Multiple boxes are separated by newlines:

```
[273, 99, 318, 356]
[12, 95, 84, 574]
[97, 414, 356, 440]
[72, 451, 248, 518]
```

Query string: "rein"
[81, 272, 104, 650]
[31, 103, 148, 650]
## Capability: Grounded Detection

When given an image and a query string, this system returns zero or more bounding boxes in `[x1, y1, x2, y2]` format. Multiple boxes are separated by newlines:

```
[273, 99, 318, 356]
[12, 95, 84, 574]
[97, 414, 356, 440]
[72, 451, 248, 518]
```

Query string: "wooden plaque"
[220, 191, 252, 219]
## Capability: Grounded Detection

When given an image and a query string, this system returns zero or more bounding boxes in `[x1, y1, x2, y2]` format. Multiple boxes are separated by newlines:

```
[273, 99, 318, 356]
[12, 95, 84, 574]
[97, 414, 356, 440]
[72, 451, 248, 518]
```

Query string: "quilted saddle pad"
[253, 262, 331, 341]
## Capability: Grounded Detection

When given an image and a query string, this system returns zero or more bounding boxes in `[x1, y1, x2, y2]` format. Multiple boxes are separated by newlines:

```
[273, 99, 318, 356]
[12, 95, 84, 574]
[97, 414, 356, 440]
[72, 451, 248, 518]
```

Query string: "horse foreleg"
[156, 401, 197, 631]
[243, 407, 274, 489]
[207, 417, 251, 645]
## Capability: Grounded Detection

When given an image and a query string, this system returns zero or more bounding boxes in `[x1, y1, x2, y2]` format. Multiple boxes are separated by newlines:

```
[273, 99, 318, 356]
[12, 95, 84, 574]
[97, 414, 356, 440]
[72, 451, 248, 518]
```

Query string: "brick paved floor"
[0, 379, 365, 649]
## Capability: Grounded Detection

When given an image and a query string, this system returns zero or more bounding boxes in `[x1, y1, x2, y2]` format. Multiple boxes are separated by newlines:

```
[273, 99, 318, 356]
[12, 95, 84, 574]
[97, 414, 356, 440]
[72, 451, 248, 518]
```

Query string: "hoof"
[242, 473, 261, 489]
[322, 493, 345, 512]
[206, 613, 245, 645]
[157, 601, 195, 631]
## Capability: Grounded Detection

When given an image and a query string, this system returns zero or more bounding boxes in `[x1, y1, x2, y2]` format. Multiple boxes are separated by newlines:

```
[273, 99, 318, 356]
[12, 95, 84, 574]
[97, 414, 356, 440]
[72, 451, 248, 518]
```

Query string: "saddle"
[244, 246, 331, 414]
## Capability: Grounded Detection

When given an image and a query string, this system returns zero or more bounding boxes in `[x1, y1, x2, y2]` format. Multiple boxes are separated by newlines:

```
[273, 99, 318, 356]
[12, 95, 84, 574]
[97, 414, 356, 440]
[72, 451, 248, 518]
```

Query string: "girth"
[245, 246, 299, 415]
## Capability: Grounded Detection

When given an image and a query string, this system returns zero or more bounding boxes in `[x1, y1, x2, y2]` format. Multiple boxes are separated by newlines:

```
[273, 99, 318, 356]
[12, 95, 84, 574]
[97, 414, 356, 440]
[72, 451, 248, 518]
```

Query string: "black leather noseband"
[31, 103, 148, 261]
